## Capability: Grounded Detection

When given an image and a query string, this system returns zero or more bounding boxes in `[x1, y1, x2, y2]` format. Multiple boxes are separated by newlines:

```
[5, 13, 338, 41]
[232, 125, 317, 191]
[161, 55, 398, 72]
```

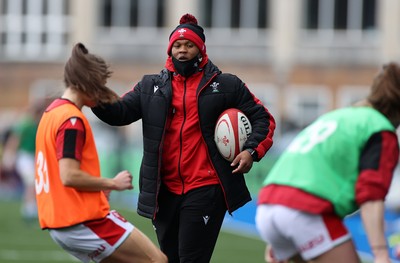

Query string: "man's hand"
[231, 150, 253, 174]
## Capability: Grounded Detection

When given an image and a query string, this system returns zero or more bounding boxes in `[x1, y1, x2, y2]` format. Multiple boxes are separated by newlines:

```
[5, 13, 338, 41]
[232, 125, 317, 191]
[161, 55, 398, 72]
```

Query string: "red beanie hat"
[167, 14, 206, 57]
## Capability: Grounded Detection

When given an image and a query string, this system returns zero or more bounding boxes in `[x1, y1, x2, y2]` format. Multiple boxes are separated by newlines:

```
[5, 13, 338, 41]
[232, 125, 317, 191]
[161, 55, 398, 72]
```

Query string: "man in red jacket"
[93, 14, 276, 263]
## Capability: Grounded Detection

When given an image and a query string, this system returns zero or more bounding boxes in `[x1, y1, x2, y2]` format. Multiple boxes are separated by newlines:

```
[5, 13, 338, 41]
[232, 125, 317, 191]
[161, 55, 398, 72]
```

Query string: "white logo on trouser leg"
[203, 215, 210, 225]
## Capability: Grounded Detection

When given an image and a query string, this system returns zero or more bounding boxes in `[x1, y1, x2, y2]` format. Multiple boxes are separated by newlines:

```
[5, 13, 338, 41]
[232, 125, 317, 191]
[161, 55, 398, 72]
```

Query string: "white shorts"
[15, 151, 35, 186]
[255, 204, 351, 261]
[49, 210, 134, 263]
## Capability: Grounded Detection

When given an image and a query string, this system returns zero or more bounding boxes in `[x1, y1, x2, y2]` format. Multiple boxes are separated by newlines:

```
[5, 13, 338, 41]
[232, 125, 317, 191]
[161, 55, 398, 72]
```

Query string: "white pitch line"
[0, 249, 79, 262]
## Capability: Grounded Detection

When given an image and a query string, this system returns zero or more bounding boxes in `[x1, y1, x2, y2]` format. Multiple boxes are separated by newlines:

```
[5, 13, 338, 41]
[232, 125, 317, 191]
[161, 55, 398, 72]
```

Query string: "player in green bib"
[256, 63, 400, 263]
[1, 103, 43, 222]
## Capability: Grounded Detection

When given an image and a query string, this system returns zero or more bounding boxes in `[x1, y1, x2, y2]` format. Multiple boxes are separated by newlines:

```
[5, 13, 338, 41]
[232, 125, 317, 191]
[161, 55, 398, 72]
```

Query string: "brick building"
[1, 0, 399, 134]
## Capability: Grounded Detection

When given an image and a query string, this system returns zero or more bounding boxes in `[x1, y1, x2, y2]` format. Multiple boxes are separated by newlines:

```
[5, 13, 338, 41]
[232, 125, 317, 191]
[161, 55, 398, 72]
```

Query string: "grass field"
[0, 198, 377, 263]
[0, 198, 266, 263]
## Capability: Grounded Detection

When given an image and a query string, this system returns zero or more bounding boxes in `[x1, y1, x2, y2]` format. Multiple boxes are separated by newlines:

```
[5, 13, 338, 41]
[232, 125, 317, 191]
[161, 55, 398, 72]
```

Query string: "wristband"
[245, 148, 257, 161]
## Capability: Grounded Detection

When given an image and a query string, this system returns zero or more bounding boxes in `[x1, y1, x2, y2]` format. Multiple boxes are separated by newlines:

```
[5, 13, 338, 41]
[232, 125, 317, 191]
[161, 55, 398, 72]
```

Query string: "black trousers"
[152, 184, 227, 263]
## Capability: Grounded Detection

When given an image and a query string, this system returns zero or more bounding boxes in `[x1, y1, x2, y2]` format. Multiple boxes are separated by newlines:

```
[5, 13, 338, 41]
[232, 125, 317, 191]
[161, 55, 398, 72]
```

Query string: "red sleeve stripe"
[355, 131, 399, 205]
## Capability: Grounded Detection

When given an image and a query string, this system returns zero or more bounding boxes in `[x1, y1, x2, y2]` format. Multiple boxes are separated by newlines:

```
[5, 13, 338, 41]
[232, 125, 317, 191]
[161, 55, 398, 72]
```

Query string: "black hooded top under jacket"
[92, 60, 275, 219]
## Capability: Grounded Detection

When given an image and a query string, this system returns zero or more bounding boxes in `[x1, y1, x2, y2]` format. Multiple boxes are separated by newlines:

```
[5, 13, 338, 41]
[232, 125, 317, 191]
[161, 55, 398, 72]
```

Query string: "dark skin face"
[171, 39, 200, 61]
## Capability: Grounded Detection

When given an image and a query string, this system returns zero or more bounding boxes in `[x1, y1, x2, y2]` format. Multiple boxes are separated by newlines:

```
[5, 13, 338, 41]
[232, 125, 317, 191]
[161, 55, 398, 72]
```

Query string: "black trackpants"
[152, 184, 227, 263]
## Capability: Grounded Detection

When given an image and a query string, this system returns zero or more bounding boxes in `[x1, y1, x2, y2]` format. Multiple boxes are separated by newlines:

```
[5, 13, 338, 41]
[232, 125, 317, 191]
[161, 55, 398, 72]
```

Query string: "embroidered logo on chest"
[210, 82, 220, 93]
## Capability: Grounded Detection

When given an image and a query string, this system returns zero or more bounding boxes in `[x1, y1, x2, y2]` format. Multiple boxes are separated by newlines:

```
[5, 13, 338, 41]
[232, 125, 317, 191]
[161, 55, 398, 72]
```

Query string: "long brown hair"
[64, 43, 119, 104]
[367, 62, 400, 124]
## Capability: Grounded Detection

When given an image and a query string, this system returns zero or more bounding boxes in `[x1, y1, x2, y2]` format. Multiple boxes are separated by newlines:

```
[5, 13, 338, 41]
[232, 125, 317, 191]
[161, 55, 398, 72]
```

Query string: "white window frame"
[0, 0, 70, 61]
[299, 0, 379, 65]
[284, 84, 332, 128]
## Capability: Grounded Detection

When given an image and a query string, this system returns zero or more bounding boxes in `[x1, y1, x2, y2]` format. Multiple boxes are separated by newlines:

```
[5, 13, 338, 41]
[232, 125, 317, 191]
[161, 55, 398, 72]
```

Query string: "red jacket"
[161, 56, 219, 194]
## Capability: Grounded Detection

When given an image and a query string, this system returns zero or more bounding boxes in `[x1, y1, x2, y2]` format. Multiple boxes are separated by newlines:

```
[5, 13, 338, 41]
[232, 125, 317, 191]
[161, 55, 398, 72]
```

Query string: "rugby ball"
[214, 108, 252, 162]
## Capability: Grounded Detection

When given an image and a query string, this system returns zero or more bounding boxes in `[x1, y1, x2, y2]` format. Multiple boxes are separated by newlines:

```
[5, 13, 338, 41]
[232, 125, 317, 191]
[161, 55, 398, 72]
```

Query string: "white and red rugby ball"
[214, 108, 252, 162]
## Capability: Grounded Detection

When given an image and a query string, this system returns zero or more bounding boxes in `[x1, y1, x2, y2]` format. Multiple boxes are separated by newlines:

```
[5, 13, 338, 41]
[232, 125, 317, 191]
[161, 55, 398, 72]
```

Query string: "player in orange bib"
[35, 43, 167, 263]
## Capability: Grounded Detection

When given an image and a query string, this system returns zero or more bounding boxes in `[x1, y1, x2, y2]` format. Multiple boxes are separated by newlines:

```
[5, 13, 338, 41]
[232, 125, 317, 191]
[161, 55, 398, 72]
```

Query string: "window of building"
[100, 0, 267, 30]
[202, 0, 269, 29]
[96, 0, 271, 63]
[304, 0, 376, 31]
[100, 0, 165, 28]
[0, 0, 70, 60]
[300, 0, 378, 64]
[285, 85, 332, 128]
